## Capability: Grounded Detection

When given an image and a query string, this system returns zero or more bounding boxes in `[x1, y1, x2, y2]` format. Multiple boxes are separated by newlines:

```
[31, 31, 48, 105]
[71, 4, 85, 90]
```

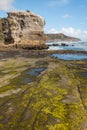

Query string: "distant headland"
[46, 33, 81, 42]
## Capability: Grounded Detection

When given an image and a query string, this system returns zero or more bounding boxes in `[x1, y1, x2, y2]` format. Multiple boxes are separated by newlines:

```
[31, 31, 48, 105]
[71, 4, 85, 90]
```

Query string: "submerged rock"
[2, 11, 48, 49]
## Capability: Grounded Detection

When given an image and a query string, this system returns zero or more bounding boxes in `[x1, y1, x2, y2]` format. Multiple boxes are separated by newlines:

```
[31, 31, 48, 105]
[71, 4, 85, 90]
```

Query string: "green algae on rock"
[0, 51, 87, 130]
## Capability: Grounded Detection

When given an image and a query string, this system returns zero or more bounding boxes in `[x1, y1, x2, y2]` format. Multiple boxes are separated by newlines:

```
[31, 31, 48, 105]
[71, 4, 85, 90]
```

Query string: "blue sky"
[0, 0, 87, 40]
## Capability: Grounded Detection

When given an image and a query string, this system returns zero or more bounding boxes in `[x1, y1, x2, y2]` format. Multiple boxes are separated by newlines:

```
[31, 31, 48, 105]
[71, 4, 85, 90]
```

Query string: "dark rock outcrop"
[2, 11, 48, 49]
[46, 33, 81, 42]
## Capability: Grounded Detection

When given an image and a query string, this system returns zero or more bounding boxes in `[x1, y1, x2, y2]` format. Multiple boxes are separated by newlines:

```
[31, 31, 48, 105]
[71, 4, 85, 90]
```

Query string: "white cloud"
[48, 28, 58, 33]
[48, 0, 70, 6]
[48, 27, 87, 41]
[0, 0, 15, 11]
[62, 14, 71, 19]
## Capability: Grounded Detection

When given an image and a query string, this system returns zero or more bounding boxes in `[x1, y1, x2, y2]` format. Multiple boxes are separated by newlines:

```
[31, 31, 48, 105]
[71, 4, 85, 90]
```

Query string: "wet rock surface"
[0, 49, 87, 130]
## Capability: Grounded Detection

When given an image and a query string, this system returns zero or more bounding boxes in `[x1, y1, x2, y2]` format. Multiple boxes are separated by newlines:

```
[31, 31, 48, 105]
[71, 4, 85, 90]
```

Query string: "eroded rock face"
[2, 11, 47, 48]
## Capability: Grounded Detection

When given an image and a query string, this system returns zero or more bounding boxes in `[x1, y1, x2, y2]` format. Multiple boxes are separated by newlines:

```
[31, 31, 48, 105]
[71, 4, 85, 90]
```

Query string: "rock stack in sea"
[2, 11, 48, 49]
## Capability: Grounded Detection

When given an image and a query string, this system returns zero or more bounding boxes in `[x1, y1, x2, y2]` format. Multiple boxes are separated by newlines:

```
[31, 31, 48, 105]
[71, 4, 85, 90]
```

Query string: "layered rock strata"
[0, 19, 4, 43]
[2, 11, 48, 49]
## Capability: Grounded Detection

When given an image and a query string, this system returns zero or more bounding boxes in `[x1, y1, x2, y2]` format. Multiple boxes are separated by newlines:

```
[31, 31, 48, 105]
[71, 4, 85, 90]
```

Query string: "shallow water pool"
[81, 72, 87, 77]
[52, 53, 87, 60]
[26, 67, 46, 76]
[24, 67, 46, 84]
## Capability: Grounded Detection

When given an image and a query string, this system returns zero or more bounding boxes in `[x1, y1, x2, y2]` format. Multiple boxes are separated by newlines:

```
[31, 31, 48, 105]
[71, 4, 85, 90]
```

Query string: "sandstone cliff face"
[0, 19, 4, 43]
[2, 11, 47, 49]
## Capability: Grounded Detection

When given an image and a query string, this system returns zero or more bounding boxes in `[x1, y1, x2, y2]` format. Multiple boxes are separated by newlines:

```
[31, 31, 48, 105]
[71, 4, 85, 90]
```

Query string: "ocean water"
[46, 41, 87, 51]
[47, 41, 87, 60]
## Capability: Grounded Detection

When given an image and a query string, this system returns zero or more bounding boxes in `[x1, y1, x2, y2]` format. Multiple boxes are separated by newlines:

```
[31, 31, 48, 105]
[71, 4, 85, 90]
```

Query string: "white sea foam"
[46, 41, 87, 51]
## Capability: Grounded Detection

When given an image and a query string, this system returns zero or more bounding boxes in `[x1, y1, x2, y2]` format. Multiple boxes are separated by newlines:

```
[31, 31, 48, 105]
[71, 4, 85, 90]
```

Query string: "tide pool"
[52, 53, 87, 60]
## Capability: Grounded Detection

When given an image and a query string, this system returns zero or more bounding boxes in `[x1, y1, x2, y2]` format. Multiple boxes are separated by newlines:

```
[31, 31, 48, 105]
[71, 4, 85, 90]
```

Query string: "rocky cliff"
[2, 11, 47, 49]
[0, 19, 4, 43]
[46, 33, 81, 42]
